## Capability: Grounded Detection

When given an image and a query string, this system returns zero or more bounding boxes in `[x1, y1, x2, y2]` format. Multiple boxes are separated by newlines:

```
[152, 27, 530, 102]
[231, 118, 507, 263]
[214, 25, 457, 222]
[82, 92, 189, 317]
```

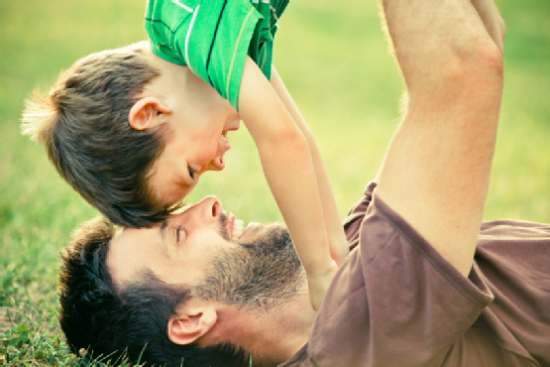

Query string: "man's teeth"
[232, 219, 244, 239]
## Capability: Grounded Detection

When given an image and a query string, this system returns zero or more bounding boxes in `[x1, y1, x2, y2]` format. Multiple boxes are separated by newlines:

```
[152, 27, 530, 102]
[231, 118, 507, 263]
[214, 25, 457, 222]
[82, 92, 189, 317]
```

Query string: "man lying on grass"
[58, 0, 550, 366]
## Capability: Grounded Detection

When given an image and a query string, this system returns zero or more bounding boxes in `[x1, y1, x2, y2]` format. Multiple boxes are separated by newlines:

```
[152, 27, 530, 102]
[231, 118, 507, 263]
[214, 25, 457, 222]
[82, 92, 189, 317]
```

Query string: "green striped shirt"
[145, 0, 288, 111]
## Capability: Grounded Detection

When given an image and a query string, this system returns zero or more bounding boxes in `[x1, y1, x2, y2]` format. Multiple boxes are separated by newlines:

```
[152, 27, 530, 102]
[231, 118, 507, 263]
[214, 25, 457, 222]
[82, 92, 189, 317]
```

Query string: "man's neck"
[208, 283, 316, 366]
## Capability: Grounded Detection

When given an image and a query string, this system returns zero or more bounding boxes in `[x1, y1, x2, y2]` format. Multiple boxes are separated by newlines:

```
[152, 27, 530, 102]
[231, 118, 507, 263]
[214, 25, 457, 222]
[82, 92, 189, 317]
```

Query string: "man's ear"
[128, 97, 172, 131]
[167, 305, 218, 346]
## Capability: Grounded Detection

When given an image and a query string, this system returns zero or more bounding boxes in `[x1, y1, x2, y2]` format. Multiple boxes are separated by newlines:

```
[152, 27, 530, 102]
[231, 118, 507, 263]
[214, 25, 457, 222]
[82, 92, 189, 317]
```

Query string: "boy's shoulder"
[144, 0, 288, 110]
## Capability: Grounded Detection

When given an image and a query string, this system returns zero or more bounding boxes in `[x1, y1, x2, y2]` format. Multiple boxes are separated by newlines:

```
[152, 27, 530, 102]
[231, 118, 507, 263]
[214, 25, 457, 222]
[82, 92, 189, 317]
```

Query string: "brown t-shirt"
[280, 183, 550, 367]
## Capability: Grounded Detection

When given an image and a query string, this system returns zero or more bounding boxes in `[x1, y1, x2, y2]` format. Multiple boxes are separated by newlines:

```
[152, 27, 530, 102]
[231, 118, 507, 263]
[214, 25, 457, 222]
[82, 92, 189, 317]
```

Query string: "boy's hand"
[307, 260, 339, 311]
[330, 238, 350, 267]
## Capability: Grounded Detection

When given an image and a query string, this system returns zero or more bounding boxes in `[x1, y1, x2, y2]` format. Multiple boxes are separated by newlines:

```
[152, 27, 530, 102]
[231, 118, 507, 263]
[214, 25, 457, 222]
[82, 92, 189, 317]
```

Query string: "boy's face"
[140, 44, 241, 205]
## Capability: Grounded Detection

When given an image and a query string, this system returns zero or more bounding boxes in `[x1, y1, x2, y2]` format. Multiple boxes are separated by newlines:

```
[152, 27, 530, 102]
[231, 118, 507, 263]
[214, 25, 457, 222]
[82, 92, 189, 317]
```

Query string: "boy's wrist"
[330, 238, 351, 267]
[306, 261, 339, 311]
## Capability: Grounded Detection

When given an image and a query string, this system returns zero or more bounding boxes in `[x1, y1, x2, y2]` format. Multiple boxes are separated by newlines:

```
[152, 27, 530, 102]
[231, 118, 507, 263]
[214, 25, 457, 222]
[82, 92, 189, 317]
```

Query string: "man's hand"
[471, 0, 506, 53]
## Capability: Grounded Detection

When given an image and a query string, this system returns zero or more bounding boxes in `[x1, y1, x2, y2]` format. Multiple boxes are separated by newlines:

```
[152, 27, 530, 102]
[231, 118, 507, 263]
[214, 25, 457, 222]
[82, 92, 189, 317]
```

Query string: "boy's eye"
[188, 166, 195, 179]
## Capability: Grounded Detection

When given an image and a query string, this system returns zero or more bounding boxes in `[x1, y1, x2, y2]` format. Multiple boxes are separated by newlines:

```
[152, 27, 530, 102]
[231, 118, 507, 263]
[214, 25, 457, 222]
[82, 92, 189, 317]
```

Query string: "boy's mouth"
[223, 114, 241, 132]
[220, 130, 232, 151]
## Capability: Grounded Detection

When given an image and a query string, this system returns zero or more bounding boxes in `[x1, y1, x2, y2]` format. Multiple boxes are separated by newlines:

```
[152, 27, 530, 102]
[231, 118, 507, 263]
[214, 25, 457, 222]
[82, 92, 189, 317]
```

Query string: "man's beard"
[191, 215, 305, 309]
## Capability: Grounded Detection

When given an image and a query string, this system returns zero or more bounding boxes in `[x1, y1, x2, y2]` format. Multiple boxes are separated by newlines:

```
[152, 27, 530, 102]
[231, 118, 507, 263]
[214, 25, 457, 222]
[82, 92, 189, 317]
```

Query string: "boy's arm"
[269, 66, 349, 266]
[239, 57, 336, 310]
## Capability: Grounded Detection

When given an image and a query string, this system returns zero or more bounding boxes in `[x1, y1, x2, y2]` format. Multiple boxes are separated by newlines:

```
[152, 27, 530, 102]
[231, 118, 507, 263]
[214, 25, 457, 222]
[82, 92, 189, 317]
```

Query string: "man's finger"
[471, 0, 506, 53]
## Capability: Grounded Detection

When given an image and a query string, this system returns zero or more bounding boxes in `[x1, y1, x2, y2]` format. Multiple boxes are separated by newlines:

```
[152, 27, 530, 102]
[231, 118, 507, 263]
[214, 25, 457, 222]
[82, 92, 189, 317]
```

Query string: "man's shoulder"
[278, 344, 309, 367]
[304, 189, 494, 367]
[343, 181, 377, 250]
[480, 218, 550, 238]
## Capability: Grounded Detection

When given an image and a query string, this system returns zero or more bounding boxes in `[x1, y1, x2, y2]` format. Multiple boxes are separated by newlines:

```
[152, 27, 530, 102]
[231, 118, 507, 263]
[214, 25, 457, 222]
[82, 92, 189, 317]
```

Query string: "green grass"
[1, 0, 549, 365]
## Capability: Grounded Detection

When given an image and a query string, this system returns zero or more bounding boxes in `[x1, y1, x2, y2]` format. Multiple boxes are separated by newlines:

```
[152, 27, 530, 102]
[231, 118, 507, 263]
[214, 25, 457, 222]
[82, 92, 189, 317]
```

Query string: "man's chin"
[202, 222, 303, 308]
[237, 222, 273, 243]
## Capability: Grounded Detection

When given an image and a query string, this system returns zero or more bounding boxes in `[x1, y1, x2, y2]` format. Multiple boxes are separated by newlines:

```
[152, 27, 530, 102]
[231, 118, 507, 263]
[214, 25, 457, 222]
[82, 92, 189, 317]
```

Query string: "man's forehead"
[108, 204, 196, 271]
[107, 208, 226, 288]
[107, 224, 164, 284]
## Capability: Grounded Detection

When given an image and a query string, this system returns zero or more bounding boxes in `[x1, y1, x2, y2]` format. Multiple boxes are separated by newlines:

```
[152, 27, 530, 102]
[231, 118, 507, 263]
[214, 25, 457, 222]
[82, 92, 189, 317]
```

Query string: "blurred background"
[1, 0, 549, 365]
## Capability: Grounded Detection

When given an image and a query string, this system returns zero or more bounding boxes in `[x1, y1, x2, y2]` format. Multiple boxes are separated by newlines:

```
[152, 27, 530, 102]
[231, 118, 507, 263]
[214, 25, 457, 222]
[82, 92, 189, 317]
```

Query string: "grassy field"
[1, 0, 549, 365]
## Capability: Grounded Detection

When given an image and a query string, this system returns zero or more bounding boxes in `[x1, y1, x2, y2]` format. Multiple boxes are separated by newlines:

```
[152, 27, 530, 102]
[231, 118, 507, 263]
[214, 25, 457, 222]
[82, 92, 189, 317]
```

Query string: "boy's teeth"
[232, 219, 244, 239]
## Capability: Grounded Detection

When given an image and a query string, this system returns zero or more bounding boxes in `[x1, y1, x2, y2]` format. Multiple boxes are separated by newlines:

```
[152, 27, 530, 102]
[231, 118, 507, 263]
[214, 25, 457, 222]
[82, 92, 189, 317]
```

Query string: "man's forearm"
[375, 0, 504, 276]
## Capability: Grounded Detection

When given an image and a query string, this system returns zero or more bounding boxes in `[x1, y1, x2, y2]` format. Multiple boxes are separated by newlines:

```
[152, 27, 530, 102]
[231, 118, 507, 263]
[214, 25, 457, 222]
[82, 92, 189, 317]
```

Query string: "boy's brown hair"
[22, 44, 175, 227]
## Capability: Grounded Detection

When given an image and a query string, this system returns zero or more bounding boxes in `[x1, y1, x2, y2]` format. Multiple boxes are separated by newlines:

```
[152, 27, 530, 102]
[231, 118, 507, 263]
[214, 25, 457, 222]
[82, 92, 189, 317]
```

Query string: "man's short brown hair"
[22, 44, 175, 227]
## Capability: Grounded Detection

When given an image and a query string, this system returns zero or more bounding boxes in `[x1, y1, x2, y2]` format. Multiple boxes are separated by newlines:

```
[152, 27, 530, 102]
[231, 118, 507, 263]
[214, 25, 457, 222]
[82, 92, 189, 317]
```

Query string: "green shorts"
[145, 0, 288, 111]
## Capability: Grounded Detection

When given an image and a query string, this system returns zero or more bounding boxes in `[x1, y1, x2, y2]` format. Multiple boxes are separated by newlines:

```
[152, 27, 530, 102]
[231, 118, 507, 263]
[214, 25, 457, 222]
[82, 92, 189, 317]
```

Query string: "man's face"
[107, 196, 303, 307]
[139, 43, 242, 205]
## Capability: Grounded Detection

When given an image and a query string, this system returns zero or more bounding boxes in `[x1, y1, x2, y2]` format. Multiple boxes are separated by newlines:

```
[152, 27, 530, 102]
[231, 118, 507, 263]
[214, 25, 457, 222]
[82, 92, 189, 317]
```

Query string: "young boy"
[22, 0, 348, 309]
[22, 0, 287, 229]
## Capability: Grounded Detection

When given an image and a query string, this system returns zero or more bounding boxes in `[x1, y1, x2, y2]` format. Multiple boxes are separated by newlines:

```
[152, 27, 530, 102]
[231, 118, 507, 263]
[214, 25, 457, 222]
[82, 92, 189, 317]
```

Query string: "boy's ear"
[129, 97, 172, 131]
[167, 303, 218, 346]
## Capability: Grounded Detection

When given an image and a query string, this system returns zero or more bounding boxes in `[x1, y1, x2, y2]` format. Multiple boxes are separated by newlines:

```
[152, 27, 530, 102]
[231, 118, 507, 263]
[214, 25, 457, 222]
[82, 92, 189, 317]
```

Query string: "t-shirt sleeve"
[343, 181, 377, 250]
[301, 191, 495, 367]
[144, 0, 288, 111]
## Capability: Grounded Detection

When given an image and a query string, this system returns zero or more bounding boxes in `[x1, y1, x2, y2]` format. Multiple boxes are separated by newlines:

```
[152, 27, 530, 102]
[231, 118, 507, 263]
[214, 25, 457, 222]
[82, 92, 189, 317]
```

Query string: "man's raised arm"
[375, 0, 505, 276]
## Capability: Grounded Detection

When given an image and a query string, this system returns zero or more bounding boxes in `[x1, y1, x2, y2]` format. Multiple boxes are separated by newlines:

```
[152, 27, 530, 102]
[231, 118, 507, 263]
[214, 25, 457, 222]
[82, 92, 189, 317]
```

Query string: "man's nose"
[182, 195, 222, 224]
